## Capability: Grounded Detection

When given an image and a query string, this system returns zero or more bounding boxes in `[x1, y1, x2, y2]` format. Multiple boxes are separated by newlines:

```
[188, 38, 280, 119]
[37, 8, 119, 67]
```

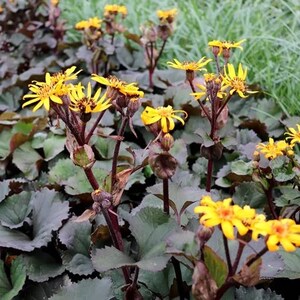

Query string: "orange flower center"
[231, 78, 245, 91]
[272, 223, 288, 237]
[217, 206, 233, 220]
[158, 107, 173, 117]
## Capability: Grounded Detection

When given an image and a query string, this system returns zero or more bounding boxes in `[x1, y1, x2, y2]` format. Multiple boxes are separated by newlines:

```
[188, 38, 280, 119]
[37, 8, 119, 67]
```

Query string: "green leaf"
[203, 245, 228, 287]
[43, 134, 66, 161]
[0, 188, 69, 251]
[49, 278, 114, 300]
[276, 248, 300, 279]
[0, 256, 26, 300]
[147, 182, 204, 218]
[235, 287, 283, 300]
[233, 182, 266, 210]
[139, 265, 175, 298]
[12, 121, 33, 135]
[49, 159, 108, 195]
[231, 160, 253, 176]
[270, 156, 295, 182]
[0, 180, 10, 203]
[0, 191, 32, 228]
[12, 141, 43, 180]
[92, 246, 135, 272]
[274, 186, 300, 207]
[59, 220, 94, 275]
[0, 129, 14, 159]
[22, 251, 65, 282]
[169, 139, 188, 165]
[93, 207, 178, 272]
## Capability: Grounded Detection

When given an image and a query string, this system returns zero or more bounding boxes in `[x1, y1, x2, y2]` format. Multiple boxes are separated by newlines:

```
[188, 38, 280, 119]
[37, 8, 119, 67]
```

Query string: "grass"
[60, 0, 300, 116]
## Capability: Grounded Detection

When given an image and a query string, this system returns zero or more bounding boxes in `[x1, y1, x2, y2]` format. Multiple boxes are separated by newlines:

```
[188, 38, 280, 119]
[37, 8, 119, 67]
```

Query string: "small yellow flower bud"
[160, 133, 174, 151]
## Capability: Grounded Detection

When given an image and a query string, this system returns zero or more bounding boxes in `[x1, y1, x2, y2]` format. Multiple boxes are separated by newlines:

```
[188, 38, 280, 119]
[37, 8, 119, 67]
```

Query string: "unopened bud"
[196, 225, 214, 248]
[160, 133, 174, 151]
[91, 189, 113, 209]
[253, 151, 260, 162]
[92, 201, 101, 214]
[127, 98, 141, 117]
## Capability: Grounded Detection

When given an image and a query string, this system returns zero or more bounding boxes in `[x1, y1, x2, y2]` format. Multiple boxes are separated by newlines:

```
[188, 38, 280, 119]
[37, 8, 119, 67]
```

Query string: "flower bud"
[160, 133, 174, 151]
[91, 189, 113, 209]
[148, 152, 177, 179]
[127, 97, 141, 117]
[71, 144, 95, 169]
[200, 142, 223, 160]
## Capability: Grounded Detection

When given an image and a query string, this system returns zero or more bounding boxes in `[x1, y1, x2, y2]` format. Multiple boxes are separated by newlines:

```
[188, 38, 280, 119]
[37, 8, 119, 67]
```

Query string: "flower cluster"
[156, 8, 177, 24]
[194, 195, 300, 252]
[75, 17, 102, 30]
[104, 4, 127, 18]
[255, 124, 300, 160]
[22, 66, 81, 112]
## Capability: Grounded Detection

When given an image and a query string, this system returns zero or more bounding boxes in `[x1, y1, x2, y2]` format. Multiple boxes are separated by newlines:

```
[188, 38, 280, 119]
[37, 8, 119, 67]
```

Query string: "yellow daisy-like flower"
[75, 17, 102, 30]
[156, 8, 177, 23]
[69, 82, 111, 114]
[141, 105, 187, 133]
[222, 63, 257, 98]
[167, 57, 212, 72]
[208, 39, 246, 55]
[285, 124, 300, 146]
[194, 195, 256, 240]
[254, 219, 300, 252]
[256, 138, 290, 160]
[91, 75, 127, 90]
[23, 73, 66, 112]
[50, 66, 81, 85]
[104, 4, 127, 16]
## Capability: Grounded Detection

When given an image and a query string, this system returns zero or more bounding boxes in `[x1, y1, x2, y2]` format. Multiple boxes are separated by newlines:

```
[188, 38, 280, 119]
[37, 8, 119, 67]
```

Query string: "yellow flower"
[23, 73, 66, 112]
[91, 75, 127, 90]
[50, 66, 81, 85]
[194, 195, 256, 240]
[141, 105, 187, 133]
[156, 8, 177, 23]
[222, 63, 257, 98]
[69, 82, 111, 114]
[167, 57, 212, 72]
[254, 219, 300, 252]
[208, 39, 246, 55]
[104, 4, 127, 16]
[256, 138, 290, 160]
[50, 0, 59, 6]
[285, 124, 300, 146]
[75, 17, 102, 30]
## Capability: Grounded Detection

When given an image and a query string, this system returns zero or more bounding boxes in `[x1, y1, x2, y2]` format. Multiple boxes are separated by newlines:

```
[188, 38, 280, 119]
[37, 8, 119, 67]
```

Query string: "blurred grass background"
[60, 0, 300, 115]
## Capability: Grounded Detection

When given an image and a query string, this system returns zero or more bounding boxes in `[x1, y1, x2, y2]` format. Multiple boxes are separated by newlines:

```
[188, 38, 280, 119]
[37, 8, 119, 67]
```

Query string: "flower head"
[23, 73, 65, 112]
[254, 219, 300, 252]
[256, 138, 291, 160]
[50, 66, 81, 85]
[104, 4, 127, 17]
[194, 195, 256, 240]
[75, 17, 102, 30]
[141, 105, 187, 133]
[69, 82, 111, 114]
[222, 63, 257, 98]
[167, 57, 212, 72]
[208, 39, 246, 56]
[285, 124, 300, 146]
[157, 8, 177, 24]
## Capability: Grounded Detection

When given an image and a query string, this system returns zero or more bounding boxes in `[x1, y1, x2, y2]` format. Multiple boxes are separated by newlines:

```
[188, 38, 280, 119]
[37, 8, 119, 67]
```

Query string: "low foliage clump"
[1, 1, 300, 300]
